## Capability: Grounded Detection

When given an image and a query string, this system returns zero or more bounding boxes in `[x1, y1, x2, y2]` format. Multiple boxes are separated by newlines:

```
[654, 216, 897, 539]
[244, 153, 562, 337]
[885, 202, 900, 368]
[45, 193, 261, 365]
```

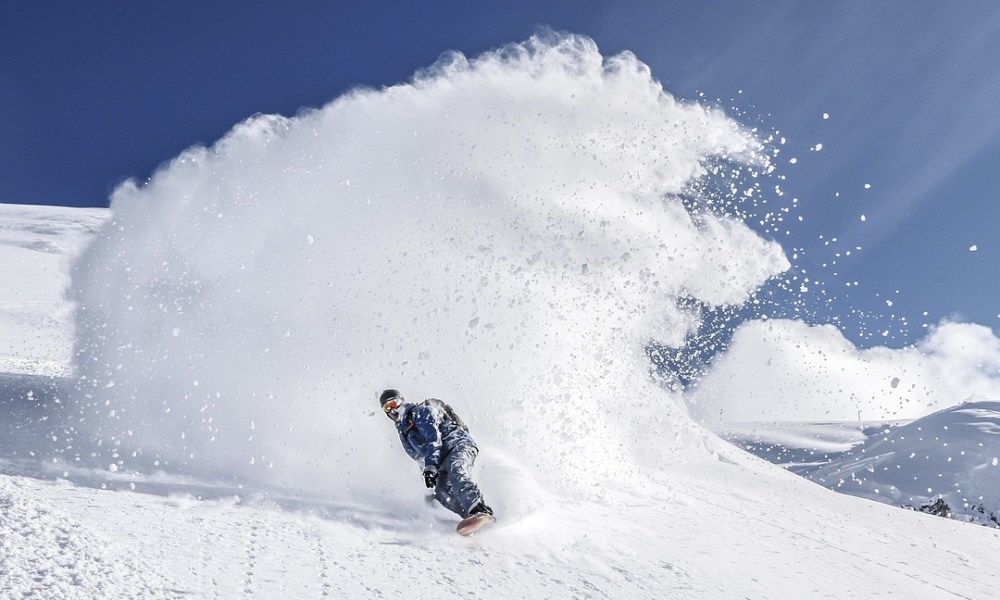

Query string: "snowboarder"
[379, 388, 494, 523]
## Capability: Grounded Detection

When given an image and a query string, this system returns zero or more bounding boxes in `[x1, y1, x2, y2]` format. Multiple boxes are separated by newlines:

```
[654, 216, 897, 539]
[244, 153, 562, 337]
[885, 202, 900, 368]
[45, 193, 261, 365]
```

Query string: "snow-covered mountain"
[719, 402, 1000, 528]
[807, 402, 1000, 527]
[2, 35, 999, 599]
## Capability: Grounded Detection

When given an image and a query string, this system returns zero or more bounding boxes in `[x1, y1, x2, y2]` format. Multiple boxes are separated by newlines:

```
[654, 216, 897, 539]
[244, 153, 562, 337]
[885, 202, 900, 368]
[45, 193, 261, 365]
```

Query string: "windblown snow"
[1, 34, 998, 599]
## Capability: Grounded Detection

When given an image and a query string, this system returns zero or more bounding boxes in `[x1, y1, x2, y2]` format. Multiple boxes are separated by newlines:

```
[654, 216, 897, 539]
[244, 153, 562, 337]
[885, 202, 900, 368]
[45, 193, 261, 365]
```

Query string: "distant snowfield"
[2, 204, 999, 598]
[0, 204, 105, 376]
[720, 403, 1000, 528]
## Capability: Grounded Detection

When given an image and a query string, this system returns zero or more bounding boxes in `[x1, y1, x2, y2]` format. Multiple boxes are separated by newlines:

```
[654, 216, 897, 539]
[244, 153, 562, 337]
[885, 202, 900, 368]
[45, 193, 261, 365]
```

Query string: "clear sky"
[2, 0, 999, 348]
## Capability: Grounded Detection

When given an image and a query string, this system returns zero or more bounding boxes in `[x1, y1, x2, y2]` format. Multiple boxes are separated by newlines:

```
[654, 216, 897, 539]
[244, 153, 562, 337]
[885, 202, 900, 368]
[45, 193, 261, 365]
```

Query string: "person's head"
[379, 388, 404, 421]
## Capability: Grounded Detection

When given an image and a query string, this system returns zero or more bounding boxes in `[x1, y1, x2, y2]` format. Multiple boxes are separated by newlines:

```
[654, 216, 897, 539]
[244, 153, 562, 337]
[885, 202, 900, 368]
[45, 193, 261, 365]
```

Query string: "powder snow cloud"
[69, 33, 787, 505]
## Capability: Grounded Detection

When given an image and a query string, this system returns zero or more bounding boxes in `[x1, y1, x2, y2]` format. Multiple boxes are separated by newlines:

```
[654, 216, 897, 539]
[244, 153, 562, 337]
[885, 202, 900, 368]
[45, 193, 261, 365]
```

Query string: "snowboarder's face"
[382, 396, 403, 421]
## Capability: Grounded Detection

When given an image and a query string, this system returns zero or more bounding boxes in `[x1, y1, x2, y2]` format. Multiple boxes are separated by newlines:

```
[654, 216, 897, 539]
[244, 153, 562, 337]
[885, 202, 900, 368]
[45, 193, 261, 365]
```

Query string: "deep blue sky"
[3, 1, 999, 346]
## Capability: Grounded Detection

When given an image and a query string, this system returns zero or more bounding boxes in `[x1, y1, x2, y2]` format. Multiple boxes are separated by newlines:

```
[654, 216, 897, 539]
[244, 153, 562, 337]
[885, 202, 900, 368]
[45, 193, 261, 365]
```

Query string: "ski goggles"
[382, 397, 403, 413]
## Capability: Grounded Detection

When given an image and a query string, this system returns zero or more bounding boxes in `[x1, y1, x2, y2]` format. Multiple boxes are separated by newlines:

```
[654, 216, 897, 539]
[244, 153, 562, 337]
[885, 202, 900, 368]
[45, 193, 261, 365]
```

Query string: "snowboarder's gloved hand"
[423, 467, 438, 488]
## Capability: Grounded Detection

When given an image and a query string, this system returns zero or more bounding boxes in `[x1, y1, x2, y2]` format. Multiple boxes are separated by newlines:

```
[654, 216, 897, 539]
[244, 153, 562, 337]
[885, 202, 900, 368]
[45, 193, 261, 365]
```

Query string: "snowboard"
[456, 512, 496, 536]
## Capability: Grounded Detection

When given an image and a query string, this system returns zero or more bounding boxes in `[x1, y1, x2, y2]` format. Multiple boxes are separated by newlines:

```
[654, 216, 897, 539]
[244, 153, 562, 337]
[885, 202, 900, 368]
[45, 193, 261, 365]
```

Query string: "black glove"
[423, 468, 438, 488]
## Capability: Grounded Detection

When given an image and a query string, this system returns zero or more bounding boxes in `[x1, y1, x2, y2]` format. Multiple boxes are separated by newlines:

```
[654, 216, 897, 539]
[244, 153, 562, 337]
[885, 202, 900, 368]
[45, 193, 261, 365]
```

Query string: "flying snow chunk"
[969, 244, 978, 252]
[823, 112, 830, 120]
[860, 214, 867, 222]
[864, 183, 872, 189]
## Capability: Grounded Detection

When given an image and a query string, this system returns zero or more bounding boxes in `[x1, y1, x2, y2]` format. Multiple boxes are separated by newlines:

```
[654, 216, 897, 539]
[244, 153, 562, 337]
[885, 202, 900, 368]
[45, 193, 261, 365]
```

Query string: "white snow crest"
[68, 33, 787, 505]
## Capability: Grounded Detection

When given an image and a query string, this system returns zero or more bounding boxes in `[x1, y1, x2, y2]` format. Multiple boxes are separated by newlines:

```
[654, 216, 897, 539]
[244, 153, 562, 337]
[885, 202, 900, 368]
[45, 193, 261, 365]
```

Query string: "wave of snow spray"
[69, 33, 788, 515]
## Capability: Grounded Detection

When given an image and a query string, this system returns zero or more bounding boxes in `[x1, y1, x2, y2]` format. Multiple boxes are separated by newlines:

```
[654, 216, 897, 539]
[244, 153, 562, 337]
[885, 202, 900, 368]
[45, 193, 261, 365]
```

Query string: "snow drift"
[68, 34, 788, 509]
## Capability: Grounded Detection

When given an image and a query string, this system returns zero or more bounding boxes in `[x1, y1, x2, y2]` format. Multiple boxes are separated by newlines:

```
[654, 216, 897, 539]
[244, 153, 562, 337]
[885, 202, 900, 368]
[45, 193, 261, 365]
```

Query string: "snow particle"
[823, 112, 830, 120]
[860, 214, 866, 222]
[864, 183, 872, 189]
[969, 244, 978, 252]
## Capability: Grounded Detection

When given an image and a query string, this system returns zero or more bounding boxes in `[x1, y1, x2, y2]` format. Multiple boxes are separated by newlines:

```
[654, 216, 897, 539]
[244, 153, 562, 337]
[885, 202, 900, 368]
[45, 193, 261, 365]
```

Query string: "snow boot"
[468, 501, 493, 517]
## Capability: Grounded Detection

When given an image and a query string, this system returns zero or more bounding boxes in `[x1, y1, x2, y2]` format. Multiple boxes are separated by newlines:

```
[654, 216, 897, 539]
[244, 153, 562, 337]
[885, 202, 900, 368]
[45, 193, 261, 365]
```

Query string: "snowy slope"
[2, 379, 999, 600]
[4, 451, 1000, 599]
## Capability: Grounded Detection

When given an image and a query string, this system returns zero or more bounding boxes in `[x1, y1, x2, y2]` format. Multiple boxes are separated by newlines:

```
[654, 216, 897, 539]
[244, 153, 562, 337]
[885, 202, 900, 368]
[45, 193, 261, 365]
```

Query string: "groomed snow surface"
[3, 34, 1000, 598]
